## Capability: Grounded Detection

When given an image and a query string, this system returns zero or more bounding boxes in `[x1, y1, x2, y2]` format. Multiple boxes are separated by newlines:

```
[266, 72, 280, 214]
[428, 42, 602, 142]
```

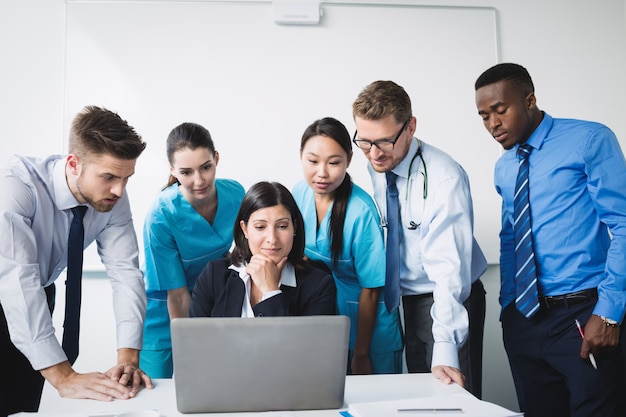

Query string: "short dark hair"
[164, 122, 216, 188]
[352, 80, 412, 124]
[474, 63, 535, 94]
[300, 117, 353, 265]
[231, 181, 306, 269]
[69, 105, 146, 161]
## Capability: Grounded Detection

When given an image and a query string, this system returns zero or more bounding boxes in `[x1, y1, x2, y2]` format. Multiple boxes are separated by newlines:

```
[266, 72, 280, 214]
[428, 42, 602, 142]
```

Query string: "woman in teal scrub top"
[292, 117, 403, 374]
[140, 122, 245, 378]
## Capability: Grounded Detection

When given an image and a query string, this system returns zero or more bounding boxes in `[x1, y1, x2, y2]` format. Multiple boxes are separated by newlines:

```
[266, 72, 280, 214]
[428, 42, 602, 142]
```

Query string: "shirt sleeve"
[584, 127, 626, 323]
[0, 174, 67, 370]
[143, 204, 188, 292]
[96, 193, 146, 351]
[420, 173, 473, 370]
[351, 200, 386, 289]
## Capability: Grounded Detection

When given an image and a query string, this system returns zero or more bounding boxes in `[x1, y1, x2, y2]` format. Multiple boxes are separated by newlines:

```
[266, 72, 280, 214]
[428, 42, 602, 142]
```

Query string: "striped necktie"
[62, 205, 88, 364]
[384, 171, 401, 312]
[514, 144, 540, 318]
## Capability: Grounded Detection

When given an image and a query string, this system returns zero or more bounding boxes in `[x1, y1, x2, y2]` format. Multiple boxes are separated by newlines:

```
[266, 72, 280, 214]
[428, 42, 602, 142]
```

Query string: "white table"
[27, 373, 474, 416]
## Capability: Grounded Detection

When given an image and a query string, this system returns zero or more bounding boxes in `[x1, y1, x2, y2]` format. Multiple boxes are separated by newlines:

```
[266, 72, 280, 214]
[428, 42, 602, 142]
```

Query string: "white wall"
[3, 0, 626, 413]
[63, 1, 502, 265]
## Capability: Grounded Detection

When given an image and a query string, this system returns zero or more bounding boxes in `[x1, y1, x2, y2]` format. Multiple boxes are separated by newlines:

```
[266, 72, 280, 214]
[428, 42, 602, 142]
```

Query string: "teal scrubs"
[140, 179, 244, 378]
[292, 181, 403, 373]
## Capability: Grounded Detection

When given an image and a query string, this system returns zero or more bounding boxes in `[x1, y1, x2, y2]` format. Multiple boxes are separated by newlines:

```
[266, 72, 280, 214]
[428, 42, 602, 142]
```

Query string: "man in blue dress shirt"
[475, 63, 626, 416]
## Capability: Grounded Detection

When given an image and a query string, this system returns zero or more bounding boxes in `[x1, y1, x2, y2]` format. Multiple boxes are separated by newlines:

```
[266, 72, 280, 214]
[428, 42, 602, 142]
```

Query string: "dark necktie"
[514, 144, 540, 318]
[62, 205, 88, 364]
[384, 171, 401, 312]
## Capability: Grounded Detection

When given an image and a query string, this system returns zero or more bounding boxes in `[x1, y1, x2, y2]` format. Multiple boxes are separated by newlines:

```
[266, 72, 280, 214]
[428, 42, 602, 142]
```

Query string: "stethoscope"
[380, 138, 428, 230]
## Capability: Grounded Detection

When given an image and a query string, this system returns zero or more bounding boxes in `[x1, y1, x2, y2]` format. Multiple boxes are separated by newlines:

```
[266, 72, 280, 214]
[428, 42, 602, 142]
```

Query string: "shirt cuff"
[431, 341, 460, 370]
[25, 335, 68, 371]
[262, 290, 282, 301]
[116, 322, 144, 350]
[592, 303, 624, 325]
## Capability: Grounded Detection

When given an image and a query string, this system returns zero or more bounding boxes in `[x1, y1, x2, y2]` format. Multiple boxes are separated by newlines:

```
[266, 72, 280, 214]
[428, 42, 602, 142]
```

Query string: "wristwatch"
[599, 315, 619, 327]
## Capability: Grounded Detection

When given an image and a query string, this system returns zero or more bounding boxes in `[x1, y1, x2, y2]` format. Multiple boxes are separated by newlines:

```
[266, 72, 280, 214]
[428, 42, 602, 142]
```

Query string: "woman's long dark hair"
[300, 117, 353, 265]
[163, 122, 216, 190]
[230, 181, 307, 269]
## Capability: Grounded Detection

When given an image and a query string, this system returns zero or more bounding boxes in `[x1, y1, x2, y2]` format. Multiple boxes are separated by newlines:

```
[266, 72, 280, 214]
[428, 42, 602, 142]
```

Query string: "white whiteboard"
[64, 0, 501, 267]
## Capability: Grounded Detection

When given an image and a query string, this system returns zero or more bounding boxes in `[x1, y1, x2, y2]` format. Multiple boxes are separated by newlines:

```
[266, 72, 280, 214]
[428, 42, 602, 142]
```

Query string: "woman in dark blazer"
[190, 181, 337, 317]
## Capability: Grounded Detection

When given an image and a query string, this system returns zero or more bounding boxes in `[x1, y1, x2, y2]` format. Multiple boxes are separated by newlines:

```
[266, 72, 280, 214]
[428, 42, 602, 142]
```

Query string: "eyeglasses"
[352, 119, 410, 152]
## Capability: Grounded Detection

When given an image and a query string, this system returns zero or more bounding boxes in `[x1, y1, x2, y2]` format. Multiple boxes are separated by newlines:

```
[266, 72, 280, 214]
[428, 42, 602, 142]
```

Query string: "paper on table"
[10, 412, 298, 417]
[348, 393, 523, 417]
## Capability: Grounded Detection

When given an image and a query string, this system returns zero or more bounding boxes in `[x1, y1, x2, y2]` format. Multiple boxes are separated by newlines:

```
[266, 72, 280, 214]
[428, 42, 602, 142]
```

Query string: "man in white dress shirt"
[352, 80, 488, 397]
[0, 106, 153, 416]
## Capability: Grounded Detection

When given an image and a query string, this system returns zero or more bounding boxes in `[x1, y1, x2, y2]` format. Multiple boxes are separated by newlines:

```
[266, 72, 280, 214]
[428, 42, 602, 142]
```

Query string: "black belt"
[539, 288, 597, 310]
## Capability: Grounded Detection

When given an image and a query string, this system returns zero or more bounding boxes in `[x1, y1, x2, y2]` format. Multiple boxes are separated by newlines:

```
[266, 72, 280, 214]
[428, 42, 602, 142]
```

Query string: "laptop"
[170, 315, 350, 413]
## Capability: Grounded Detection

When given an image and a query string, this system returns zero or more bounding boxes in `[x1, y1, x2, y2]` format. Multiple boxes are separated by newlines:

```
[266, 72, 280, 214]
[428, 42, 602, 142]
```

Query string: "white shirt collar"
[228, 261, 296, 318]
